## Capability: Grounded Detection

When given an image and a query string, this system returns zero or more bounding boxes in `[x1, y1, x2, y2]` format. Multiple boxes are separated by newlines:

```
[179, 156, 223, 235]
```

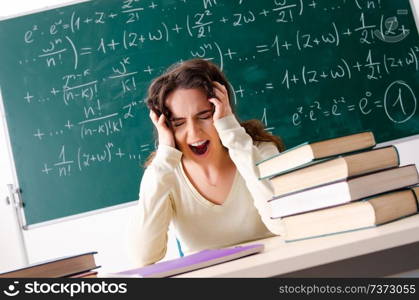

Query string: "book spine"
[411, 188, 419, 212]
[392, 145, 401, 166]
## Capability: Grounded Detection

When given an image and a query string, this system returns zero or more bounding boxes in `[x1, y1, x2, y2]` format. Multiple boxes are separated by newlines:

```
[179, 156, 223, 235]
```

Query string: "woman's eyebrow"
[170, 109, 213, 121]
[196, 109, 213, 116]
[170, 116, 185, 121]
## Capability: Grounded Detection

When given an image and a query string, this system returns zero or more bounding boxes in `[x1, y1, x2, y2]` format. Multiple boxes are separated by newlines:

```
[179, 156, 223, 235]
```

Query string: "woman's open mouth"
[189, 140, 210, 156]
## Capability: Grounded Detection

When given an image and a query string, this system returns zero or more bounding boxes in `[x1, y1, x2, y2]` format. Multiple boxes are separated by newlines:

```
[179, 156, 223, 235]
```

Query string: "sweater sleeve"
[214, 115, 285, 235]
[126, 145, 182, 266]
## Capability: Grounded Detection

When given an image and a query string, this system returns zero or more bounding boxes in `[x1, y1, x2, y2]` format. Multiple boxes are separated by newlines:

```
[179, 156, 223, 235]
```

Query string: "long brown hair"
[144, 59, 284, 166]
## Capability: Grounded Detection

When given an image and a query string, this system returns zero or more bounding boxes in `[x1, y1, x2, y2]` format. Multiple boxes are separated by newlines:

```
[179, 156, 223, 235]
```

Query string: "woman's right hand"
[149, 110, 175, 148]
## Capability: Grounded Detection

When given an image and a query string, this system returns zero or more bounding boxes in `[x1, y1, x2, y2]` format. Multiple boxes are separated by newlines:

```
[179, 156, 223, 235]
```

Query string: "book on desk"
[281, 186, 419, 241]
[0, 251, 99, 278]
[104, 244, 264, 278]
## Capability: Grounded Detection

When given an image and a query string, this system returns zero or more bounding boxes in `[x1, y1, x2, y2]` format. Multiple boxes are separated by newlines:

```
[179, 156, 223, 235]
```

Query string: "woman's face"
[165, 88, 225, 163]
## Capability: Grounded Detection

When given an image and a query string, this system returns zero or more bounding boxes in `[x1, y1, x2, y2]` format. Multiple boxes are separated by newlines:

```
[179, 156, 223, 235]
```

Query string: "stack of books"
[0, 251, 99, 278]
[256, 131, 419, 242]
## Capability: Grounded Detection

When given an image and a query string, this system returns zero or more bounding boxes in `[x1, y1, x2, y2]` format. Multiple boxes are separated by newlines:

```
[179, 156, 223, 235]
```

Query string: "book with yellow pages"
[0, 252, 99, 278]
[257, 131, 376, 179]
[269, 164, 419, 218]
[269, 146, 399, 197]
[282, 186, 419, 242]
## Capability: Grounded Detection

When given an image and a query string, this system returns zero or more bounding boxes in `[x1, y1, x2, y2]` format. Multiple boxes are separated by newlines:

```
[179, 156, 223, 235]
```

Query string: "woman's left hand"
[208, 81, 233, 121]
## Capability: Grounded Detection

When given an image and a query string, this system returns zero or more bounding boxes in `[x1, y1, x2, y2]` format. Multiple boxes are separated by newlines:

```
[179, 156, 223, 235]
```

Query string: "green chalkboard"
[0, 0, 418, 226]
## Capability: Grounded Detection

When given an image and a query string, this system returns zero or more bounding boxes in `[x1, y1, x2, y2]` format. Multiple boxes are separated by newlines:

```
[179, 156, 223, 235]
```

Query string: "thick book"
[270, 146, 399, 197]
[106, 244, 264, 278]
[269, 164, 419, 218]
[0, 252, 99, 278]
[257, 131, 376, 179]
[282, 186, 419, 241]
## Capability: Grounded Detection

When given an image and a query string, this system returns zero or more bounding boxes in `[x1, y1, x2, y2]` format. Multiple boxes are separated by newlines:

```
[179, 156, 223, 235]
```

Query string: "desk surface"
[175, 214, 419, 277]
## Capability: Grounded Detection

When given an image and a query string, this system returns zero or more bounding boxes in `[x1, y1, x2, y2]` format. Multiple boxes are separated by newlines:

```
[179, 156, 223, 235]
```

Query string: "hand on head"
[149, 110, 175, 148]
[148, 81, 232, 149]
[208, 81, 233, 121]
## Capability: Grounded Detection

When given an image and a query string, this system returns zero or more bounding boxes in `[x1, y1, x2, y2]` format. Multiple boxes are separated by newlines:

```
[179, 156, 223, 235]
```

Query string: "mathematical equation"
[41, 141, 155, 177]
[18, 0, 413, 69]
[280, 47, 418, 89]
[292, 80, 417, 126]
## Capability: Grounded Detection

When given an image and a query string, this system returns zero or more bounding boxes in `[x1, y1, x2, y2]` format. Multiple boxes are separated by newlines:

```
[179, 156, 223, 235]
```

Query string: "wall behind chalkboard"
[0, 0, 418, 226]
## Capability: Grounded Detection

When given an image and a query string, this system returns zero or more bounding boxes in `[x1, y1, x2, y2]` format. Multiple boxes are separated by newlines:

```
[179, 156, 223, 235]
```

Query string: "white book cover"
[270, 181, 351, 218]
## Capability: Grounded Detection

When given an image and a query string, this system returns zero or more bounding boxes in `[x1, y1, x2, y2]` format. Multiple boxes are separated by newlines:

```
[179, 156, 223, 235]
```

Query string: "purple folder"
[112, 244, 264, 278]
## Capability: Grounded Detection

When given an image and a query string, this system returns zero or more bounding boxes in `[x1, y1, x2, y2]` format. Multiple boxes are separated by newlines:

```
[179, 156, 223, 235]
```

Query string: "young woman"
[127, 59, 285, 266]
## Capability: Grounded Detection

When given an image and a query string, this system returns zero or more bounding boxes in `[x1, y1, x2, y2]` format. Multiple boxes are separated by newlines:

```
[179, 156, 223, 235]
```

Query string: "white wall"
[1, 0, 419, 275]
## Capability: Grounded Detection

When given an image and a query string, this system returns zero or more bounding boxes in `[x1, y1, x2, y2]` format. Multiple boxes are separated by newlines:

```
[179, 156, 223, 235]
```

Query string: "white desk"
[175, 214, 419, 277]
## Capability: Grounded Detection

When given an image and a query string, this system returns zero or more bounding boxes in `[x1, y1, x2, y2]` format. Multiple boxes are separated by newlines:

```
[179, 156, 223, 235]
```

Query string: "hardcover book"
[269, 164, 419, 218]
[0, 251, 99, 278]
[257, 131, 375, 179]
[107, 244, 264, 278]
[282, 187, 419, 241]
[269, 146, 399, 197]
